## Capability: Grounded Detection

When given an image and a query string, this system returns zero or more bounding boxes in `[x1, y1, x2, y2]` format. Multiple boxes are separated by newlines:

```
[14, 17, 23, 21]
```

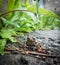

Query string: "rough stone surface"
[44, 0, 60, 15]
[0, 30, 60, 65]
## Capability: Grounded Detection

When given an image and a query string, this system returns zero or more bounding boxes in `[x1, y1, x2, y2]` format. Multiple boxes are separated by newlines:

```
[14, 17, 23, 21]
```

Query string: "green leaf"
[7, 0, 21, 19]
[1, 17, 7, 23]
[0, 39, 6, 55]
[27, 4, 36, 13]
[0, 0, 3, 8]
[1, 29, 17, 42]
[20, 27, 32, 32]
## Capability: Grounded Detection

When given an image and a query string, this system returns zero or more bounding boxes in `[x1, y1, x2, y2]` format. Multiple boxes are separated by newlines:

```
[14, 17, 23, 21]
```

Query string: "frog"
[26, 37, 41, 51]
[26, 37, 36, 46]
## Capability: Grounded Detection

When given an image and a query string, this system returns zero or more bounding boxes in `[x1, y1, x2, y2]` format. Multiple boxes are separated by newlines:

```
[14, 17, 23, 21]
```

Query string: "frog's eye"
[32, 38, 35, 41]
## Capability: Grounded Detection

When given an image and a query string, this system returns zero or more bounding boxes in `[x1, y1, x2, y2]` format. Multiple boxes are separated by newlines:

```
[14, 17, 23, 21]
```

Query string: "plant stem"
[0, 10, 34, 17]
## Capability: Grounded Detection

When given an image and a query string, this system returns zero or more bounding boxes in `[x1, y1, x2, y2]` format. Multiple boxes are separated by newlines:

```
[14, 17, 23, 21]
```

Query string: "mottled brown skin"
[25, 37, 42, 51]
[26, 37, 36, 46]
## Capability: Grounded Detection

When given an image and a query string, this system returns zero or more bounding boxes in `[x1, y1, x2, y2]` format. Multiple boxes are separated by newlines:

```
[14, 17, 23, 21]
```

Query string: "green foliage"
[0, 0, 60, 55]
[0, 39, 6, 55]
[0, 0, 21, 55]
[27, 4, 60, 30]
[0, 0, 3, 8]
[38, 12, 60, 30]
[1, 29, 17, 42]
[7, 0, 21, 19]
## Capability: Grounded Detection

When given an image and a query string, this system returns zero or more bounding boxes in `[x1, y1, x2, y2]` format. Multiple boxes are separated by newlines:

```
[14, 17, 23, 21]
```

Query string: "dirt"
[0, 30, 60, 65]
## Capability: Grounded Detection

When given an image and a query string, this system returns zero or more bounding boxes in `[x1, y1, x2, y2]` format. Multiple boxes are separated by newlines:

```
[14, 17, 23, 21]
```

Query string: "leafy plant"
[0, 39, 6, 55]
[0, 0, 60, 55]
[7, 0, 21, 19]
[0, 0, 21, 55]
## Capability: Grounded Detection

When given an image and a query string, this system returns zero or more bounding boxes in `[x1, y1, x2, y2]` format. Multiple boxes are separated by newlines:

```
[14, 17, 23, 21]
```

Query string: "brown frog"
[26, 37, 35, 46]
[26, 37, 41, 51]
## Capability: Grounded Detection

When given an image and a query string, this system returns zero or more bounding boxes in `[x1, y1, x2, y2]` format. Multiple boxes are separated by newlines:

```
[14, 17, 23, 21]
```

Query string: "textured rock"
[44, 0, 60, 15]
[0, 30, 60, 65]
